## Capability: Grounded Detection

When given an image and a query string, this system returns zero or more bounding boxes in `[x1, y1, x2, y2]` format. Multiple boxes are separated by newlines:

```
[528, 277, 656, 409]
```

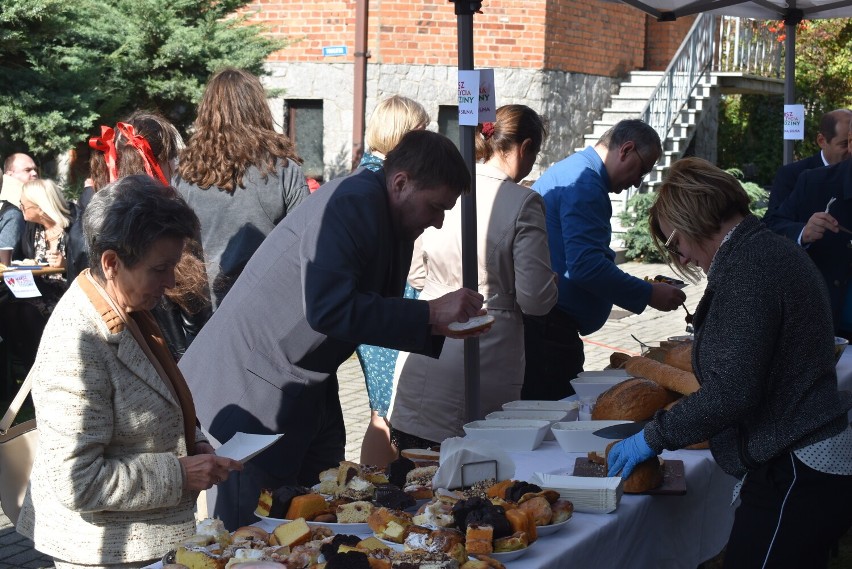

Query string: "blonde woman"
[20, 179, 75, 273]
[356, 95, 430, 466]
[0, 179, 85, 368]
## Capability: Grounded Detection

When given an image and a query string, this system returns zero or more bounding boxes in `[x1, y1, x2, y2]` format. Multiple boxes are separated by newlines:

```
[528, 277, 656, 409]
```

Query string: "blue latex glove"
[606, 431, 657, 479]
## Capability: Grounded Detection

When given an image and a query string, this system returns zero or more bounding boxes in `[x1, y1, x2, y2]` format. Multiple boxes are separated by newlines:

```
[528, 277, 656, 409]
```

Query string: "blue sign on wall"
[322, 46, 348, 57]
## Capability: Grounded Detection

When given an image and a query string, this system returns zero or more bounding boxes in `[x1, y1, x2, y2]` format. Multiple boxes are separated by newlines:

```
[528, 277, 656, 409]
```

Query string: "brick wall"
[542, 1, 647, 76]
[644, 15, 696, 70]
[240, 0, 684, 78]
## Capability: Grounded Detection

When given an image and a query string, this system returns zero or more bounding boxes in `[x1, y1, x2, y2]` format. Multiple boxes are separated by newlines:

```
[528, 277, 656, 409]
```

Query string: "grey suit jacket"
[767, 152, 825, 214]
[179, 168, 441, 467]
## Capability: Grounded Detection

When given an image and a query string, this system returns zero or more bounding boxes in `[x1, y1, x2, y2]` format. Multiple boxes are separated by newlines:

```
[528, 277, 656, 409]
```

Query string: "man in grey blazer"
[180, 130, 487, 528]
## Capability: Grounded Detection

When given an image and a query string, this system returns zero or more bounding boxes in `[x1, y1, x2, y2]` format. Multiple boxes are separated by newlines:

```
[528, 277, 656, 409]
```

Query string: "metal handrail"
[715, 16, 783, 77]
[635, 14, 781, 189]
[639, 13, 716, 147]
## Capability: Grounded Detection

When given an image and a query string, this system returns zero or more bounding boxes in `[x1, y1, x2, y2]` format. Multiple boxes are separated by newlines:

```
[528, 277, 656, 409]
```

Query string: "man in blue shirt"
[524, 119, 686, 400]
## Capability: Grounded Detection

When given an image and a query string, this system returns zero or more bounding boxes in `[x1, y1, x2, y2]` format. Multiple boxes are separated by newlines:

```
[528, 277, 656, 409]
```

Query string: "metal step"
[609, 96, 652, 111]
[617, 85, 658, 99]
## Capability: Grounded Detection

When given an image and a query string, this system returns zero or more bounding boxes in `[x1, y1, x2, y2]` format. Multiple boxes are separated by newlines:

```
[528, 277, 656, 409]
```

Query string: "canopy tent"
[444, 0, 852, 424]
[609, 0, 852, 163]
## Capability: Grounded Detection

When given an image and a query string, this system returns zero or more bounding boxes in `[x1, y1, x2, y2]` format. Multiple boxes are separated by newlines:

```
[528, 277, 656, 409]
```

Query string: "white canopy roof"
[611, 1, 852, 20]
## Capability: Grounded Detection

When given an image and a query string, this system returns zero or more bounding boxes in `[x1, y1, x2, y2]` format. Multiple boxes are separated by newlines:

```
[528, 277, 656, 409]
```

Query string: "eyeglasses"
[664, 228, 682, 258]
[632, 147, 654, 179]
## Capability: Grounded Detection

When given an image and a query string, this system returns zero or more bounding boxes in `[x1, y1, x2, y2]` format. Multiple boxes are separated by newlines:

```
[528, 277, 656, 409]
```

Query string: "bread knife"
[592, 420, 650, 439]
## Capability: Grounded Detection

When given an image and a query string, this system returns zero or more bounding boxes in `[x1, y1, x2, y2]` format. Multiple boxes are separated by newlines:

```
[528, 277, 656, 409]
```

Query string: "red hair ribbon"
[115, 122, 169, 186]
[88, 126, 119, 183]
[481, 122, 495, 139]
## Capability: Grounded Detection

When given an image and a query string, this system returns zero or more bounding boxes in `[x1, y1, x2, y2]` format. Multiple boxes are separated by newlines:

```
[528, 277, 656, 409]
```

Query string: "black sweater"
[644, 215, 852, 477]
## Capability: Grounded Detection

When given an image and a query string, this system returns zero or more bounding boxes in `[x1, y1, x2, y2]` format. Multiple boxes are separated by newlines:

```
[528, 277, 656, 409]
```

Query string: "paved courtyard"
[0, 260, 704, 566]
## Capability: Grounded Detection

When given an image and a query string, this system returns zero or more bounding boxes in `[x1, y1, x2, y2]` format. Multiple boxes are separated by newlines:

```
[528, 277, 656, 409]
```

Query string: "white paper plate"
[535, 516, 572, 536]
[254, 510, 371, 534]
[448, 314, 495, 332]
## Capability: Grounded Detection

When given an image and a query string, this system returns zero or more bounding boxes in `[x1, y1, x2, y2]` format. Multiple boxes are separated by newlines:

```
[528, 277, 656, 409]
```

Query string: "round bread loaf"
[609, 352, 631, 369]
[591, 377, 678, 421]
[663, 341, 693, 373]
[604, 441, 663, 493]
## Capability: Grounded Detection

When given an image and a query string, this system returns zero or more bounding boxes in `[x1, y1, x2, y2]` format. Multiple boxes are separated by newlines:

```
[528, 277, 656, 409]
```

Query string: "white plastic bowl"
[569, 375, 631, 401]
[576, 370, 632, 379]
[551, 420, 633, 454]
[502, 400, 579, 413]
[835, 336, 849, 363]
[485, 409, 575, 440]
[463, 419, 551, 451]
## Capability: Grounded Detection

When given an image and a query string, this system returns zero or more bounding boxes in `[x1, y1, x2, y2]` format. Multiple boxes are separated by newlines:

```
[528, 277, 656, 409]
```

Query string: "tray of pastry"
[572, 457, 686, 496]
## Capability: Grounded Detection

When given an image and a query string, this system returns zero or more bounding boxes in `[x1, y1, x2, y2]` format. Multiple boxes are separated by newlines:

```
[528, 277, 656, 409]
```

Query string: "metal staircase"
[590, 13, 783, 244]
[588, 69, 717, 238]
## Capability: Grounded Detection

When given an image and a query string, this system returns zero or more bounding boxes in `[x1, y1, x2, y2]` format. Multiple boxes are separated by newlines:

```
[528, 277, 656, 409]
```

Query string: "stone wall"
[265, 61, 618, 181]
[692, 89, 719, 165]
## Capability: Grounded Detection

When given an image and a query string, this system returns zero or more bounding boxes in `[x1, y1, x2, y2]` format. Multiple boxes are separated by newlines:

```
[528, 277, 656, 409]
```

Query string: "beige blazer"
[17, 280, 199, 565]
[390, 163, 558, 442]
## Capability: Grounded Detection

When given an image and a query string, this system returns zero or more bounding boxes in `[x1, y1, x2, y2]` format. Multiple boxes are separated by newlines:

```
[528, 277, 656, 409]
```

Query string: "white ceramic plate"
[382, 536, 532, 562]
[486, 544, 533, 561]
[535, 516, 572, 536]
[254, 510, 371, 534]
[375, 536, 405, 551]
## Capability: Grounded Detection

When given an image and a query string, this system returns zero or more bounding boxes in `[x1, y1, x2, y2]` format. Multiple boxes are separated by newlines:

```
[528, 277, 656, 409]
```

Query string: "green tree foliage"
[717, 93, 783, 187]
[792, 19, 852, 158]
[0, 0, 283, 161]
[717, 19, 852, 184]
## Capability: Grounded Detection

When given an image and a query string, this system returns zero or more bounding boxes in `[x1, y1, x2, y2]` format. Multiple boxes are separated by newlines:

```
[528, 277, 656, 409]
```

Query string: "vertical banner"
[458, 70, 497, 126]
[477, 69, 496, 123]
[783, 104, 805, 140]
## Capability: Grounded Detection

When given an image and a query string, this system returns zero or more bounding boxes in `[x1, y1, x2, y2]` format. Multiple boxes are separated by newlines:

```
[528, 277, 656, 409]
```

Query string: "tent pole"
[352, 0, 369, 170]
[783, 8, 803, 165]
[451, 0, 481, 425]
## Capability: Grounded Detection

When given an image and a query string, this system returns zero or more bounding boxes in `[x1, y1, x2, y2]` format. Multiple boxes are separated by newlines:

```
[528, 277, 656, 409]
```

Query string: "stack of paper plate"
[530, 472, 623, 514]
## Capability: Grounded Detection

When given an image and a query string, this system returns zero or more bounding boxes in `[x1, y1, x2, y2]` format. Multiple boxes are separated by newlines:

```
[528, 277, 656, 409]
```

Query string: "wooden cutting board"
[572, 457, 687, 495]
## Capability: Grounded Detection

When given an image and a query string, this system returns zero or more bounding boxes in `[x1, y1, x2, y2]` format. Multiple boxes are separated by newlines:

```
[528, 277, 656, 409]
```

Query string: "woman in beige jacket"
[390, 105, 558, 447]
[17, 176, 241, 568]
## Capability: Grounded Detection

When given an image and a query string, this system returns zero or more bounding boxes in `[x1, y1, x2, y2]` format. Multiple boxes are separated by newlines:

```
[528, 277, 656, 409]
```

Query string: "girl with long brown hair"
[175, 67, 311, 310]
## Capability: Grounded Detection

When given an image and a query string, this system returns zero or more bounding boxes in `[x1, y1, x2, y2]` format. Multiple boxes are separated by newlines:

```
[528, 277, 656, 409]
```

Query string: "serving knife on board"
[592, 420, 650, 439]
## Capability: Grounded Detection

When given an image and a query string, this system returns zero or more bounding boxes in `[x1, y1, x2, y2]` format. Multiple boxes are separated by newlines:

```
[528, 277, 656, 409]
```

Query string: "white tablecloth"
[144, 352, 852, 569]
[145, 442, 736, 569]
[498, 441, 736, 569]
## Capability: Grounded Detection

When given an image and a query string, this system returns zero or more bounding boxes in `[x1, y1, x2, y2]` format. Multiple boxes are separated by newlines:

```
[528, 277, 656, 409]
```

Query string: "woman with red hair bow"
[87, 112, 211, 360]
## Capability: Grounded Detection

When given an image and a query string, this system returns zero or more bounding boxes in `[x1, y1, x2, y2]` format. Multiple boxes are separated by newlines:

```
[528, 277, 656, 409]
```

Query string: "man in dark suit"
[179, 130, 489, 528]
[767, 108, 852, 214]
[764, 146, 852, 339]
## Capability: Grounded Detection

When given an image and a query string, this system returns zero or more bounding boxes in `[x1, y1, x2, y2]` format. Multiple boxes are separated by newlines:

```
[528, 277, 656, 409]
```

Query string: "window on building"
[285, 99, 324, 182]
[437, 105, 460, 150]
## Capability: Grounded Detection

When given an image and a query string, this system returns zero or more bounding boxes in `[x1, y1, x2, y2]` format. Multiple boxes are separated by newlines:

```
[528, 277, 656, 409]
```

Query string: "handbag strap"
[0, 371, 33, 435]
